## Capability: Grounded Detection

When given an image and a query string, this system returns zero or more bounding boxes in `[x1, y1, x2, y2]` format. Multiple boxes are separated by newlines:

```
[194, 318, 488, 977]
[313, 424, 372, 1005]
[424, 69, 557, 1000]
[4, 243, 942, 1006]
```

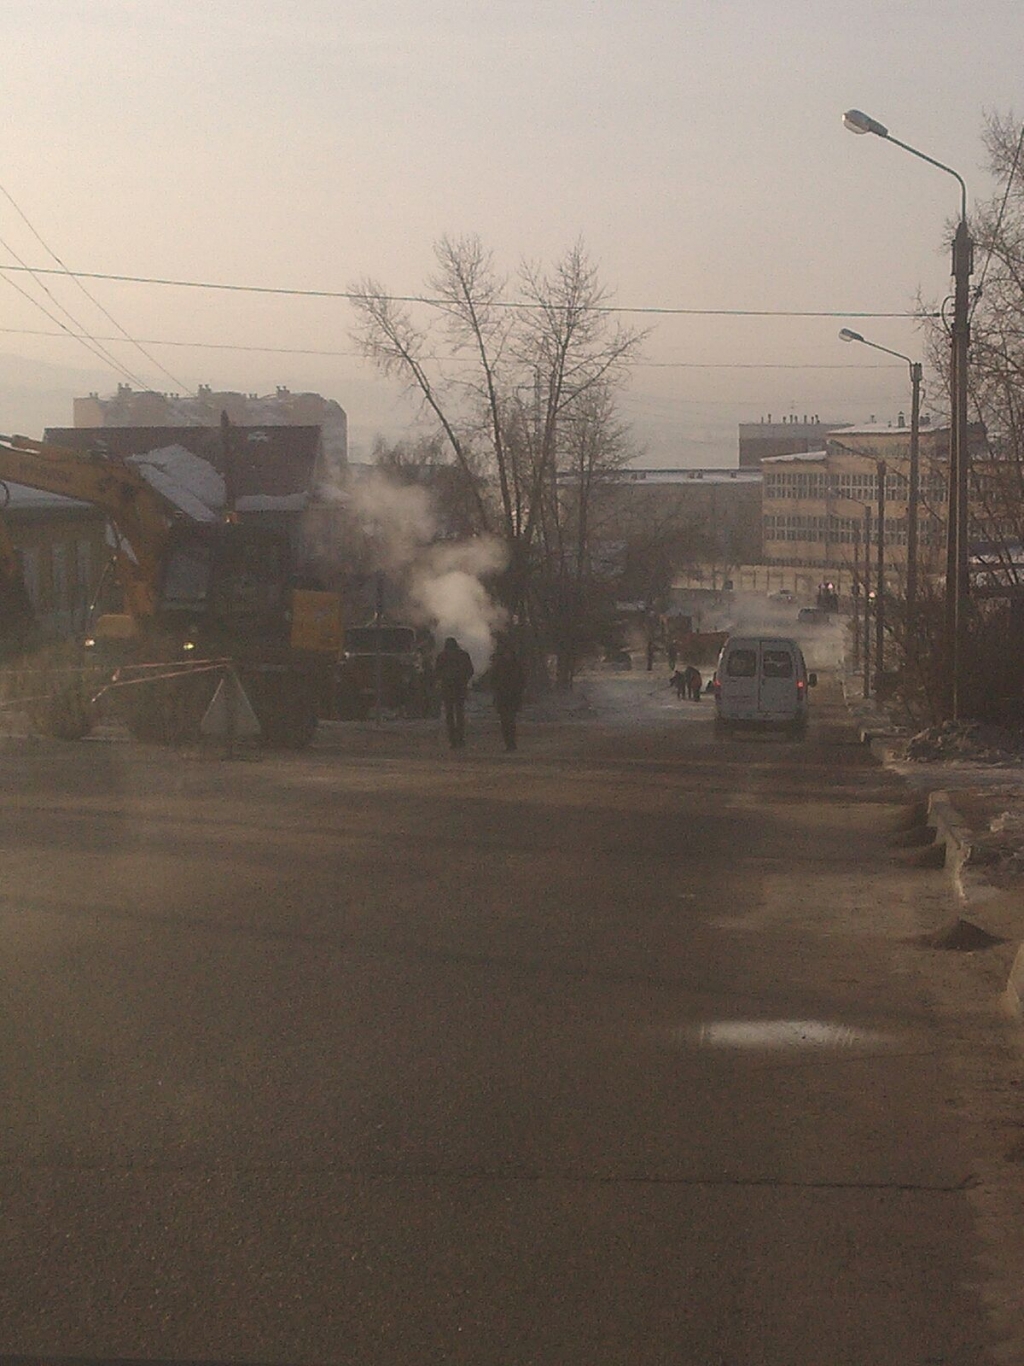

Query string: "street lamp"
[843, 109, 973, 719]
[839, 328, 923, 622]
[835, 445, 886, 699]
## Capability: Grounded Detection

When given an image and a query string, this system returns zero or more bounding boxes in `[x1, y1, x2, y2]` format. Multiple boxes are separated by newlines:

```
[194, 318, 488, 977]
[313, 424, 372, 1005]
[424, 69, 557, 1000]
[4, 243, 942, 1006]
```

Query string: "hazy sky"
[1, 0, 1019, 464]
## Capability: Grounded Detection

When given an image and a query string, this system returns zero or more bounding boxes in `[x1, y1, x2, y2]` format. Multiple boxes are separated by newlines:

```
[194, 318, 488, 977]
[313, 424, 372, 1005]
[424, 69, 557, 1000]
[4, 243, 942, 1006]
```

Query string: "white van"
[713, 636, 816, 735]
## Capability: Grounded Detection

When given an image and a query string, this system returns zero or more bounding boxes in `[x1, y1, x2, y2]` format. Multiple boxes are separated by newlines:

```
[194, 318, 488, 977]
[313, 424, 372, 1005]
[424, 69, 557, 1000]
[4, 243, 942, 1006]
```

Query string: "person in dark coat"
[670, 669, 687, 699]
[435, 636, 474, 748]
[490, 637, 525, 752]
[685, 665, 702, 701]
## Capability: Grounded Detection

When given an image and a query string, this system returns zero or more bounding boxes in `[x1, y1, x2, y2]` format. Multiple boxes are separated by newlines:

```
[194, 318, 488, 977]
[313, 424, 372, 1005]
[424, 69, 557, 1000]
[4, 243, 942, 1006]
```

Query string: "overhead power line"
[0, 325, 905, 370]
[0, 263, 935, 319]
[0, 182, 196, 396]
[0, 263, 154, 391]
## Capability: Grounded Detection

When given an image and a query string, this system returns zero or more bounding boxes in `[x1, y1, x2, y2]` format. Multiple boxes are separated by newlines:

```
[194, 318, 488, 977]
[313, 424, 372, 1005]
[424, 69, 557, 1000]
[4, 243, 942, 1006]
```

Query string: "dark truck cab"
[334, 623, 436, 719]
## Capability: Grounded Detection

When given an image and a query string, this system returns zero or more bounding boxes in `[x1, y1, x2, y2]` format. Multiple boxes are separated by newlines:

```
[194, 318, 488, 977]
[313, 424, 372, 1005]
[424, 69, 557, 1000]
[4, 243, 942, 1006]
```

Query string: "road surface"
[0, 671, 1013, 1363]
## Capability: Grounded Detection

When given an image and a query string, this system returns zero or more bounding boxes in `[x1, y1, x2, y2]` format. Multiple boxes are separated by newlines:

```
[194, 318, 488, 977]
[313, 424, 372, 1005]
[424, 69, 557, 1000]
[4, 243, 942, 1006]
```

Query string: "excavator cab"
[157, 522, 292, 647]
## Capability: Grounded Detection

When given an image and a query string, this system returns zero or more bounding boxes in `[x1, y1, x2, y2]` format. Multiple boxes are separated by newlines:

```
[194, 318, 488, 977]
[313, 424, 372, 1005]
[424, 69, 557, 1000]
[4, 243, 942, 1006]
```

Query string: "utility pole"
[373, 569, 384, 728]
[949, 218, 973, 719]
[863, 505, 872, 698]
[841, 107, 972, 720]
[852, 525, 861, 670]
[906, 362, 922, 625]
[876, 462, 885, 693]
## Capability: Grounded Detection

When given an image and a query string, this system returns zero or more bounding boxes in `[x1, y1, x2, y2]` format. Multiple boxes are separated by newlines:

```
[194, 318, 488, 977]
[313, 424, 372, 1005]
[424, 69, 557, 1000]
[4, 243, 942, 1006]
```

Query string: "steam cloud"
[347, 470, 507, 673]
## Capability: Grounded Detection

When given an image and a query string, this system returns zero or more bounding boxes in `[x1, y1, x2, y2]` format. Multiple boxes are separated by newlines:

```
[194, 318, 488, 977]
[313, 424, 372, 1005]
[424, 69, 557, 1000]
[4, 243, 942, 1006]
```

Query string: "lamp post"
[843, 109, 972, 719]
[839, 328, 922, 623]
[850, 492, 885, 698]
[875, 460, 885, 689]
[864, 506, 872, 698]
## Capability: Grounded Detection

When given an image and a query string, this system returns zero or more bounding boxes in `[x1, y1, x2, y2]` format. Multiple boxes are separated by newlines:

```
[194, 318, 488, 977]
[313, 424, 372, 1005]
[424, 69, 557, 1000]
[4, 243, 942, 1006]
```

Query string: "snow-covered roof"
[619, 466, 762, 485]
[128, 444, 224, 521]
[45, 424, 321, 513]
[829, 422, 948, 436]
[555, 465, 762, 486]
[761, 450, 828, 466]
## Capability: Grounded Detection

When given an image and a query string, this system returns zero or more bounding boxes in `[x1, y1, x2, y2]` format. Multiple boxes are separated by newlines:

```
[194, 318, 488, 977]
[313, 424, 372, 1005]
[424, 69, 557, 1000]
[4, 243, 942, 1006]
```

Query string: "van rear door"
[758, 644, 796, 718]
[721, 643, 759, 717]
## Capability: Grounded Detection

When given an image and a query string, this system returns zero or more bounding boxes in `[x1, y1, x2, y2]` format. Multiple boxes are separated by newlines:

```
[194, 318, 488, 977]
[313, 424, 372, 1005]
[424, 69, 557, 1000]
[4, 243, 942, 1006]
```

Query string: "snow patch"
[128, 444, 224, 521]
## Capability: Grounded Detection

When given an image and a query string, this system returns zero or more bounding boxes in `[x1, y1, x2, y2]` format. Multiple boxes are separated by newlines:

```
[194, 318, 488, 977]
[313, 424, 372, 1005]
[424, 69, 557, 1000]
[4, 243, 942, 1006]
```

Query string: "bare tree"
[350, 236, 646, 683]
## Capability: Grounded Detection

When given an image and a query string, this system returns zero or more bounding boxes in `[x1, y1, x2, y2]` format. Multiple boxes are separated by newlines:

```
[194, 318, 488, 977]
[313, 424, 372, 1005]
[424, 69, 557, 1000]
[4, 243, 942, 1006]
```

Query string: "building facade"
[4, 491, 108, 642]
[759, 421, 991, 580]
[589, 466, 763, 566]
[739, 415, 851, 469]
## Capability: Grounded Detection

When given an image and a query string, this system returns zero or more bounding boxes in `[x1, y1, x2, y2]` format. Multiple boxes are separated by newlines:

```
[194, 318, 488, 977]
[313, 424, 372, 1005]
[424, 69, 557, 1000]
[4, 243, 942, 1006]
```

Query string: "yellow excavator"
[0, 431, 342, 745]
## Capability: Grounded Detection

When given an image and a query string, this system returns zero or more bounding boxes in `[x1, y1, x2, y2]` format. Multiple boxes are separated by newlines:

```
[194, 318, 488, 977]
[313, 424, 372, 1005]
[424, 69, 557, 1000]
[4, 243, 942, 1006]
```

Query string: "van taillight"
[797, 679, 806, 696]
[713, 675, 721, 697]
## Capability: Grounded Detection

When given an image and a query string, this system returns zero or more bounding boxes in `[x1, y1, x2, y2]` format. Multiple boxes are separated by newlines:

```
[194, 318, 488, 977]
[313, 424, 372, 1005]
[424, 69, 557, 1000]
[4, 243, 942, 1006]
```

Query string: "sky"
[0, 0, 1019, 465]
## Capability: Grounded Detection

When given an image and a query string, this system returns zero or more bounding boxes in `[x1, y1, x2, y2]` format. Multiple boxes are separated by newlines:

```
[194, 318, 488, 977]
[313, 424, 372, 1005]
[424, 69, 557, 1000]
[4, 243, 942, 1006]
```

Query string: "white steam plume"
[409, 539, 508, 674]
[347, 470, 507, 672]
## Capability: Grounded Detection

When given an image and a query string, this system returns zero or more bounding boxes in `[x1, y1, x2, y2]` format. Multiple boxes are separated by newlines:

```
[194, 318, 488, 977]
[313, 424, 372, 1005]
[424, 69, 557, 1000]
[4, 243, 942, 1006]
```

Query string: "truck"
[333, 622, 436, 719]
[0, 431, 342, 746]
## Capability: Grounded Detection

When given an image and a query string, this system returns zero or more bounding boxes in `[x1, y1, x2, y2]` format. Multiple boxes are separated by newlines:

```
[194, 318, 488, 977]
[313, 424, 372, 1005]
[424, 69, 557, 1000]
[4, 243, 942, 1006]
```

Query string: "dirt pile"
[905, 720, 1024, 764]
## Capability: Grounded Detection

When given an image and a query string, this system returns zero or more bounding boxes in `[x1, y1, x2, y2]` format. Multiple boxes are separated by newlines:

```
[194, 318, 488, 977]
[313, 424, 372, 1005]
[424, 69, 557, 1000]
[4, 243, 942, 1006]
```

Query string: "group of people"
[434, 634, 524, 752]
[670, 664, 703, 701]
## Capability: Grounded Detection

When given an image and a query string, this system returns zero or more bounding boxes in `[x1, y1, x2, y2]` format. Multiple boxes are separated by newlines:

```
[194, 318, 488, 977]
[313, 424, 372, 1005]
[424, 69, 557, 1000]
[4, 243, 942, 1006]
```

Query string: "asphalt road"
[0, 675, 1000, 1363]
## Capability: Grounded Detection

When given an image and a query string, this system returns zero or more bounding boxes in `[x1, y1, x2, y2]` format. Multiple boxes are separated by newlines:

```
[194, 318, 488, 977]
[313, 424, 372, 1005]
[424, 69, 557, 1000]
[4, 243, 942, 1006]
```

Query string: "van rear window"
[762, 649, 794, 678]
[726, 648, 757, 677]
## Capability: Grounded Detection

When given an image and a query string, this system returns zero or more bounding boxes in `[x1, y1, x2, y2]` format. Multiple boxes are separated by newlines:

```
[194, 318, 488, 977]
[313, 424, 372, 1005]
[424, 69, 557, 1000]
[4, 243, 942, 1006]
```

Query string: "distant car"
[769, 589, 795, 603]
[604, 648, 632, 670]
[798, 607, 829, 625]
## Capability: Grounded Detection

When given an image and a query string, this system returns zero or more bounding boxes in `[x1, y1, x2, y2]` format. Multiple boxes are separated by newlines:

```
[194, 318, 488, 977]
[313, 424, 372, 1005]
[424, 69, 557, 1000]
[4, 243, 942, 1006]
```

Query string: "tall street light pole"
[864, 506, 872, 698]
[843, 109, 973, 719]
[875, 460, 885, 689]
[839, 329, 922, 624]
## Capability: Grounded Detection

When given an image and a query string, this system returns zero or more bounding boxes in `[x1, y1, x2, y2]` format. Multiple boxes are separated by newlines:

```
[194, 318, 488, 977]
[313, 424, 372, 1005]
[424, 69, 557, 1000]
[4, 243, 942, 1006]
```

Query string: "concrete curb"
[927, 790, 1024, 1016]
[837, 667, 1024, 1012]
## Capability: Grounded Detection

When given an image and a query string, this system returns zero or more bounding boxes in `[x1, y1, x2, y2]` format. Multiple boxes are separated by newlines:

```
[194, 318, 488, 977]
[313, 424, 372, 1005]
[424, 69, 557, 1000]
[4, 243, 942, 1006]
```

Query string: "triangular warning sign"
[200, 672, 263, 740]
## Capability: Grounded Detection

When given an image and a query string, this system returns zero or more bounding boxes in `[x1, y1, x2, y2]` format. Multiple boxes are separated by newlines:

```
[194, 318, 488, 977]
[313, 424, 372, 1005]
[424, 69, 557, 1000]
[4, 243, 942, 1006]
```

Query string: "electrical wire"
[0, 236, 156, 392]
[0, 264, 156, 391]
[0, 181, 196, 396]
[0, 263, 934, 319]
[0, 324, 907, 371]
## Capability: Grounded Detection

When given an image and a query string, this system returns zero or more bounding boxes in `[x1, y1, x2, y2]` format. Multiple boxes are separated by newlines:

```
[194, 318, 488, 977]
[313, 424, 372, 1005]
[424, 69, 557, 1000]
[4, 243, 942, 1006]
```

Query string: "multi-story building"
[581, 466, 764, 567]
[760, 420, 990, 582]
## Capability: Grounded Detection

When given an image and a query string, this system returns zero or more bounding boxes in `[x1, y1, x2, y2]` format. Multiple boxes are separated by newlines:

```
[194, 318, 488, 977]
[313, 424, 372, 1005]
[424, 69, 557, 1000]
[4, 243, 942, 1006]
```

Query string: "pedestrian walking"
[670, 669, 687, 699]
[667, 641, 678, 672]
[490, 636, 525, 752]
[685, 665, 702, 701]
[435, 636, 474, 748]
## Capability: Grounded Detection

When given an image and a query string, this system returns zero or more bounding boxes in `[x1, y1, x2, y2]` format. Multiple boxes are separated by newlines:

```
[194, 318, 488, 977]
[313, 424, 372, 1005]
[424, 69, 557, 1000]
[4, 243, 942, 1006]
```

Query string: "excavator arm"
[0, 433, 179, 618]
